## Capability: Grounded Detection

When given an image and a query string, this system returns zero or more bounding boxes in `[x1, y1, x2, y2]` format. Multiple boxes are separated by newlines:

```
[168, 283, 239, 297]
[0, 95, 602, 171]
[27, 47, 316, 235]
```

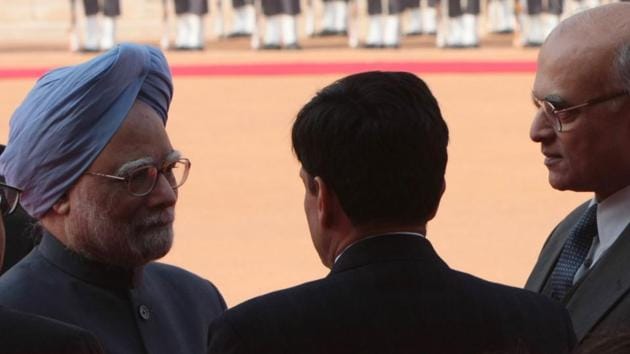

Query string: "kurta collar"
[38, 232, 144, 289]
[330, 233, 447, 275]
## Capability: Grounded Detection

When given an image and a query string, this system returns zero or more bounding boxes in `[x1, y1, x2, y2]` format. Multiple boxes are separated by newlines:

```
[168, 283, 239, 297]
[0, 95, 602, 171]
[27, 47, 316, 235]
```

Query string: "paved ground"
[0, 31, 589, 306]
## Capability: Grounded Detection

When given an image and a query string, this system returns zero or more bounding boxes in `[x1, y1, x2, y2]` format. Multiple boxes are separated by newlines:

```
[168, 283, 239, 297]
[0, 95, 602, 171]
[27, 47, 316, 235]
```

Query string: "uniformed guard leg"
[82, 0, 100, 51]
[526, 0, 542, 14]
[367, 0, 382, 13]
[347, 0, 360, 47]
[230, 0, 255, 36]
[99, 0, 119, 50]
[320, 0, 349, 34]
[188, 14, 205, 48]
[438, 0, 464, 47]
[488, 0, 515, 33]
[261, 0, 282, 16]
[501, 0, 516, 33]
[544, 0, 561, 34]
[173, 0, 190, 49]
[519, 0, 544, 46]
[102, 0, 121, 17]
[333, 0, 348, 33]
[448, 0, 462, 17]
[460, 0, 479, 47]
[261, 0, 283, 48]
[174, 0, 190, 14]
[243, 0, 255, 33]
[405, 0, 422, 35]
[83, 0, 100, 16]
[322, 0, 338, 33]
[365, 0, 383, 47]
[174, 0, 191, 48]
[182, 0, 206, 49]
[282, 0, 301, 16]
[383, 0, 404, 47]
[548, 0, 562, 15]
[100, 16, 116, 50]
[263, 15, 282, 47]
[422, 0, 437, 34]
[281, 14, 300, 48]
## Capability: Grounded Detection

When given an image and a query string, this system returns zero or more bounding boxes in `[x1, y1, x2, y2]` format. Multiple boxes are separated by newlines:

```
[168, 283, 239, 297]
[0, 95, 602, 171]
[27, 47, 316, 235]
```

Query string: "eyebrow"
[164, 150, 182, 164]
[543, 94, 568, 107]
[115, 150, 183, 176]
[116, 157, 154, 176]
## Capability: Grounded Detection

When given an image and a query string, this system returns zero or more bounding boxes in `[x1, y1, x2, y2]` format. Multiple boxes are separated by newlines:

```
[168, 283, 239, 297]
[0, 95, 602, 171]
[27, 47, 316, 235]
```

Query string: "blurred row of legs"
[73, 0, 614, 52]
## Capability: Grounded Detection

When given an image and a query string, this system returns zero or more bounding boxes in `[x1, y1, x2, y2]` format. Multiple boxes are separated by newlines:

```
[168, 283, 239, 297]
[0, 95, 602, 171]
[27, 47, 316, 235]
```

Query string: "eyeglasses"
[533, 90, 629, 132]
[86, 158, 191, 197]
[0, 182, 22, 216]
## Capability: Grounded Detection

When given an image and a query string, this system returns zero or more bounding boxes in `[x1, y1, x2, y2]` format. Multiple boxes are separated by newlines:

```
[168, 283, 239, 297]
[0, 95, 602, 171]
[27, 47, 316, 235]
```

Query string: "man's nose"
[147, 173, 177, 207]
[530, 110, 556, 143]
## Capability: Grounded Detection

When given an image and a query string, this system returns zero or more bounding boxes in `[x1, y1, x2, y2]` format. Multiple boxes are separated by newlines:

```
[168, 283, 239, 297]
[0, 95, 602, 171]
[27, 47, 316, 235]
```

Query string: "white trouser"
[366, 15, 383, 45]
[383, 14, 400, 46]
[84, 15, 100, 51]
[264, 15, 282, 45]
[100, 16, 116, 50]
[281, 15, 298, 45]
[406, 8, 422, 34]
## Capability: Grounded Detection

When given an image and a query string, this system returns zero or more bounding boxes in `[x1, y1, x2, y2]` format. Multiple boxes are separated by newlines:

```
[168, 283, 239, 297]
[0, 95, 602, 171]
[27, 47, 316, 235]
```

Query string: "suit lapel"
[566, 223, 630, 341]
[525, 202, 590, 292]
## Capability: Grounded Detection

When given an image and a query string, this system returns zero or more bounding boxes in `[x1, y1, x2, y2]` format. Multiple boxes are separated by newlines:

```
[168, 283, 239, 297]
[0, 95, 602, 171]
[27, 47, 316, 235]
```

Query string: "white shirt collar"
[333, 232, 426, 264]
[592, 184, 630, 262]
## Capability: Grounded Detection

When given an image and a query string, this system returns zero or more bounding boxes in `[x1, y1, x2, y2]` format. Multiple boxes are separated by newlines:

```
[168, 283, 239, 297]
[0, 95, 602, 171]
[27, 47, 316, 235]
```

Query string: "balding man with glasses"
[0, 44, 226, 354]
[525, 3, 630, 344]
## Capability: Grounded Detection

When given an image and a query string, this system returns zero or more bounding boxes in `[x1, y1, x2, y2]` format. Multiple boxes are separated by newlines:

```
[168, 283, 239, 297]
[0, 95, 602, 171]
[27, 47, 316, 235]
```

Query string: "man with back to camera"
[0, 180, 105, 354]
[207, 71, 576, 354]
[0, 43, 226, 354]
[525, 2, 630, 344]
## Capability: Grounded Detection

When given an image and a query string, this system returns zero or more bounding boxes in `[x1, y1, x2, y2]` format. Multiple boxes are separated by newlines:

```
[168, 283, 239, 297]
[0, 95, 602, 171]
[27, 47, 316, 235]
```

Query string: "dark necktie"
[549, 204, 598, 301]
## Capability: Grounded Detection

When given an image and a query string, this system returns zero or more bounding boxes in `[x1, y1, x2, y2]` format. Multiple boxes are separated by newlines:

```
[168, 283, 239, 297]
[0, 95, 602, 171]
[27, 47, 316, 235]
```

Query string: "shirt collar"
[593, 184, 630, 261]
[38, 232, 144, 289]
[334, 232, 426, 264]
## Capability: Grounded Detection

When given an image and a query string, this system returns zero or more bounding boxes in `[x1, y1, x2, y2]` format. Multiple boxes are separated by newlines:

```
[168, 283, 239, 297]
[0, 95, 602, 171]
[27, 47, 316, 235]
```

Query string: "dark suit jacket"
[0, 233, 226, 354]
[208, 234, 576, 354]
[0, 306, 104, 354]
[1, 205, 38, 275]
[526, 201, 630, 342]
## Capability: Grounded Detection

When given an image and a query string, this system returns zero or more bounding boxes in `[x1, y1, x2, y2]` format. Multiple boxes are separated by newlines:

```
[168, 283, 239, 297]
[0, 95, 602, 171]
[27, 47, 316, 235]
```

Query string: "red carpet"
[0, 61, 536, 79]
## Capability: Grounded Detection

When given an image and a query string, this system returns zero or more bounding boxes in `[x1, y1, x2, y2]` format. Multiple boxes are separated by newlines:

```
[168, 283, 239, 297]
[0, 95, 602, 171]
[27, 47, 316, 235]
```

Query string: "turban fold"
[0, 43, 173, 218]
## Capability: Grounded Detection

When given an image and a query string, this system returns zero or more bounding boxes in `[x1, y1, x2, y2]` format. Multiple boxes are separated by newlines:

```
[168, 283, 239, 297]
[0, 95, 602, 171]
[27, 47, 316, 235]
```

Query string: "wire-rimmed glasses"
[86, 158, 191, 197]
[533, 90, 629, 132]
[0, 182, 22, 216]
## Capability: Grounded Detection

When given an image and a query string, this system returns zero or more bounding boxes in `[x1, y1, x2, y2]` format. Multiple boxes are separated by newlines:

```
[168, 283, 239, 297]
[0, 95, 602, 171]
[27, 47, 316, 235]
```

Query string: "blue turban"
[0, 43, 173, 218]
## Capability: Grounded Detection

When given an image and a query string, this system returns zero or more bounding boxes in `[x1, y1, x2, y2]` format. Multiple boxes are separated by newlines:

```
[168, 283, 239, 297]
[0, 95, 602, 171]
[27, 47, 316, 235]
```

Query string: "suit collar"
[567, 222, 630, 340]
[38, 232, 144, 289]
[330, 233, 447, 275]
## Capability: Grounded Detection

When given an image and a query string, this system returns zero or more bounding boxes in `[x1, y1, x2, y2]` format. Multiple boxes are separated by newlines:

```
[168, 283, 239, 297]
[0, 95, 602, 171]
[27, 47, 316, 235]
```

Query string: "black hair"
[292, 71, 449, 226]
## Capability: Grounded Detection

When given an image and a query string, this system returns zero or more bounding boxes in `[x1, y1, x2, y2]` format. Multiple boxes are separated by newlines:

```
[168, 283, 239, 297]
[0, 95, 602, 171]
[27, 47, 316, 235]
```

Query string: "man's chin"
[136, 228, 174, 263]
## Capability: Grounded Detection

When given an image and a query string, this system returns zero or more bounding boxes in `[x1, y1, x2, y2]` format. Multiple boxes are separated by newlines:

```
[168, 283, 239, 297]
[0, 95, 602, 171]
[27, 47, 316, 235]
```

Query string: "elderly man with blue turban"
[0, 43, 226, 354]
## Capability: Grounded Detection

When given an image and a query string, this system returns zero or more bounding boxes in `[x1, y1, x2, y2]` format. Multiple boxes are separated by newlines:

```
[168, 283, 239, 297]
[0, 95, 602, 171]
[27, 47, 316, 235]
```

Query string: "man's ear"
[314, 177, 341, 228]
[51, 195, 71, 216]
[426, 179, 446, 222]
